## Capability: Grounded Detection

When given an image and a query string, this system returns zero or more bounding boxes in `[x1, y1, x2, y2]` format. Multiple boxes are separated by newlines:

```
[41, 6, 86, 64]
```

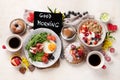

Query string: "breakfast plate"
[23, 28, 62, 68]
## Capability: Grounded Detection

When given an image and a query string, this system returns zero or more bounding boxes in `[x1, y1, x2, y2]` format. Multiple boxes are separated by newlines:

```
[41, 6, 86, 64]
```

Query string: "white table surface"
[0, 0, 120, 80]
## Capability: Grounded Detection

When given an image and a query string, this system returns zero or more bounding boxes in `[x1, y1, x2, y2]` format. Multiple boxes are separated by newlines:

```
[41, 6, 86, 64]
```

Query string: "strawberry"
[27, 12, 34, 23]
[83, 27, 88, 32]
[77, 49, 83, 56]
[11, 56, 21, 66]
[94, 41, 98, 45]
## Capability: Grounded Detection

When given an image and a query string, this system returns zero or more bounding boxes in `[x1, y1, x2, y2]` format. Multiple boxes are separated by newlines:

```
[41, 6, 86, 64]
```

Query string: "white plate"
[23, 28, 62, 68]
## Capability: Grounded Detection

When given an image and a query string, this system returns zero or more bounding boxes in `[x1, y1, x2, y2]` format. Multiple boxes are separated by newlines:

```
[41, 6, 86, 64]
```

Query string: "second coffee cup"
[87, 51, 105, 69]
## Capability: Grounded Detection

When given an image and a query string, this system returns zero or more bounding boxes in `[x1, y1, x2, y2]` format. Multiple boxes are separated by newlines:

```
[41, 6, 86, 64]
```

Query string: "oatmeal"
[79, 19, 102, 45]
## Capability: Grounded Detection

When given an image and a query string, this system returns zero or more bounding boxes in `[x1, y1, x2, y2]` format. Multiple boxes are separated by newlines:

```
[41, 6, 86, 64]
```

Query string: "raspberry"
[95, 34, 100, 39]
[101, 50, 106, 56]
[2, 45, 6, 49]
[109, 48, 115, 53]
[84, 32, 89, 36]
[105, 55, 111, 62]
[102, 65, 107, 69]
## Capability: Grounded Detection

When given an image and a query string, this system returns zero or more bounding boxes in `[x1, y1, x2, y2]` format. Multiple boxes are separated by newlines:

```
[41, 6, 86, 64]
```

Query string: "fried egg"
[43, 40, 56, 54]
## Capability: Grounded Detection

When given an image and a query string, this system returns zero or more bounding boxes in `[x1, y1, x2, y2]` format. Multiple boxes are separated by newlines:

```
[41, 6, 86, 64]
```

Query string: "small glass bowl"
[100, 12, 110, 23]
[61, 26, 76, 41]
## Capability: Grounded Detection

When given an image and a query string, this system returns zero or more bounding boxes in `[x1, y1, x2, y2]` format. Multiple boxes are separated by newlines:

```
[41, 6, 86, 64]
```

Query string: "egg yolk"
[48, 42, 56, 52]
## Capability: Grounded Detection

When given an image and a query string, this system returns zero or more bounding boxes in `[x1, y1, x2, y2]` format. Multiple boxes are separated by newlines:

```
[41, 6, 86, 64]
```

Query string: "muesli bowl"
[77, 19, 106, 50]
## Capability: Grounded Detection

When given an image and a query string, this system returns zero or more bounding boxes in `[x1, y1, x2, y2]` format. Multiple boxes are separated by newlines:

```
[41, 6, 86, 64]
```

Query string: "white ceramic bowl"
[78, 19, 106, 50]
[5, 34, 22, 52]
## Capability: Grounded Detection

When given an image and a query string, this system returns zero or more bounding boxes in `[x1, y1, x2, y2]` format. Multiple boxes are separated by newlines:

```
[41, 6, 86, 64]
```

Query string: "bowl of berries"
[78, 19, 106, 50]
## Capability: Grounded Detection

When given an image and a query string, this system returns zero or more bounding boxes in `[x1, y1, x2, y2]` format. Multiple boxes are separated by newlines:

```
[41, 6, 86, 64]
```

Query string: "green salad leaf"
[28, 51, 44, 62]
[25, 32, 48, 50]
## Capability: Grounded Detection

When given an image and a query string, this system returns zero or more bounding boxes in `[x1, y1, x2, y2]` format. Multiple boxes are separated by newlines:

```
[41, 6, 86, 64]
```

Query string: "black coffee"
[88, 54, 101, 66]
[9, 37, 20, 48]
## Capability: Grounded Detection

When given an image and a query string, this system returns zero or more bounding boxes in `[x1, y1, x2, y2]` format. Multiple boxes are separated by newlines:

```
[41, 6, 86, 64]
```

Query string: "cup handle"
[102, 65, 107, 69]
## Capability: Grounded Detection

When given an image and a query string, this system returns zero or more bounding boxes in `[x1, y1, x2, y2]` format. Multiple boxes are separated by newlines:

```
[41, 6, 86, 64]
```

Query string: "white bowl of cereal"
[78, 19, 106, 50]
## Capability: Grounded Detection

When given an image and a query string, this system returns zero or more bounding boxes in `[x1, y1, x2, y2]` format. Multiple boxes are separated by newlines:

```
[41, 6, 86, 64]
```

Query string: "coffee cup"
[5, 34, 22, 52]
[86, 51, 105, 69]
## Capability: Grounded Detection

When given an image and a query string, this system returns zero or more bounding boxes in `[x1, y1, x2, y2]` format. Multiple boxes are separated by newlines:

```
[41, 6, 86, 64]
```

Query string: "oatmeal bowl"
[77, 19, 106, 50]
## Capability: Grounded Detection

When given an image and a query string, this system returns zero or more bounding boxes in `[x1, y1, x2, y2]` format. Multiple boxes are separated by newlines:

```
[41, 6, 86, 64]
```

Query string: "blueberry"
[91, 37, 95, 40]
[83, 12, 86, 15]
[48, 54, 55, 60]
[77, 12, 80, 15]
[85, 11, 88, 14]
[73, 13, 77, 16]
[83, 11, 88, 15]
[68, 11, 72, 15]
[79, 14, 82, 17]
[90, 42, 92, 45]
[71, 11, 75, 15]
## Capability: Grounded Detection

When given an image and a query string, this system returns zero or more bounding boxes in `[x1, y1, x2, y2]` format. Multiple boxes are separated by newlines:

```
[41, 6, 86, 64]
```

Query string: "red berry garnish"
[2, 45, 6, 49]
[95, 34, 100, 39]
[109, 48, 115, 53]
[105, 55, 111, 62]
[84, 32, 89, 36]
[102, 65, 107, 69]
[94, 41, 98, 45]
[101, 50, 106, 56]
